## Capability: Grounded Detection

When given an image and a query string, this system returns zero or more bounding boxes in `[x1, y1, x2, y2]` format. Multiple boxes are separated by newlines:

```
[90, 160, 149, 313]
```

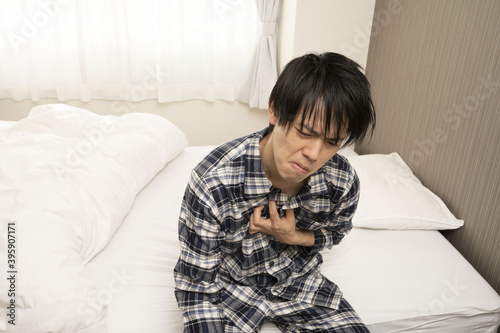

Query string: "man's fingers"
[253, 204, 265, 216]
[249, 205, 266, 234]
[249, 213, 258, 234]
[268, 200, 279, 218]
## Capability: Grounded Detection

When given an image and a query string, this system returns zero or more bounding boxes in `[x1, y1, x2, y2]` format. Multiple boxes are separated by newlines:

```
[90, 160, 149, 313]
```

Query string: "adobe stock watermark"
[51, 65, 168, 179]
[340, 0, 411, 58]
[408, 74, 500, 168]
[410, 277, 467, 317]
[7, 0, 72, 53]
[213, 0, 243, 20]
[109, 66, 167, 116]
[50, 113, 116, 182]
[64, 268, 135, 333]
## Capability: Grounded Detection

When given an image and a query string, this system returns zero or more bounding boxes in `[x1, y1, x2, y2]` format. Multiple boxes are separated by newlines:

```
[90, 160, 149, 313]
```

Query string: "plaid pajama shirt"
[174, 128, 369, 332]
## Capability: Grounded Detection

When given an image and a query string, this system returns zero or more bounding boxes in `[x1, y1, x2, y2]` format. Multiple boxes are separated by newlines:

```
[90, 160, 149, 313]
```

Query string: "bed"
[1, 104, 499, 333]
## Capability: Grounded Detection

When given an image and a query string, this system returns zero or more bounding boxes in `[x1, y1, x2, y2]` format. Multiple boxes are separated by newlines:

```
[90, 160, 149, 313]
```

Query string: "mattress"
[84, 145, 500, 333]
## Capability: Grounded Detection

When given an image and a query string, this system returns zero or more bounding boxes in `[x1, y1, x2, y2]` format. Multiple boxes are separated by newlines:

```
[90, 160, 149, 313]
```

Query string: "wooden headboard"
[357, 0, 500, 295]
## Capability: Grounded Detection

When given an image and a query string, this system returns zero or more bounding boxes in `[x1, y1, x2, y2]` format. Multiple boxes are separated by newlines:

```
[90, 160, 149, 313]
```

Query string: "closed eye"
[295, 127, 312, 137]
[296, 126, 344, 147]
[327, 140, 340, 147]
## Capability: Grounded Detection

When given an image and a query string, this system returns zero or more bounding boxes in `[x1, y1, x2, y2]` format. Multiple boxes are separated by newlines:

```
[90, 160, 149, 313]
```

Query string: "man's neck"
[259, 132, 306, 199]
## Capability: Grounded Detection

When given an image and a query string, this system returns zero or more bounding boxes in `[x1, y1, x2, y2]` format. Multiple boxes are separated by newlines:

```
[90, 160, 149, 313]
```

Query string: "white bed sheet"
[86, 146, 500, 333]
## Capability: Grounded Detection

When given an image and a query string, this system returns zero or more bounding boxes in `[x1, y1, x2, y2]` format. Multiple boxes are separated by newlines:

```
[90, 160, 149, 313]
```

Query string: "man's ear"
[268, 103, 278, 126]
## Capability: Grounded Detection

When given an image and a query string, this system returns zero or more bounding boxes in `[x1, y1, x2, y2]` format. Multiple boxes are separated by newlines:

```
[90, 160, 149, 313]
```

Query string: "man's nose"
[303, 138, 323, 161]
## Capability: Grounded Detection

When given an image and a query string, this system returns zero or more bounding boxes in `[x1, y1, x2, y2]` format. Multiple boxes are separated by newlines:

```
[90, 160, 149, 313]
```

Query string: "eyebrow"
[300, 124, 346, 142]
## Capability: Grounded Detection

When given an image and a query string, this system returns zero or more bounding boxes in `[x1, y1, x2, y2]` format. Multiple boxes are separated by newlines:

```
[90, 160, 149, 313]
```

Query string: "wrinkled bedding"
[0, 104, 187, 332]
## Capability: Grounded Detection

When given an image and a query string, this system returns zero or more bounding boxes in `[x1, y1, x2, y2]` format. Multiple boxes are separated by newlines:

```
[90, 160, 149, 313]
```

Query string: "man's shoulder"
[193, 131, 261, 179]
[321, 153, 358, 185]
[322, 153, 352, 171]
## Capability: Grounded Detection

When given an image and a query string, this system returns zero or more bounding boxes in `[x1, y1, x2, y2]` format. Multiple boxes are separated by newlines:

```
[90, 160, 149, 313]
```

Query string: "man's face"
[268, 108, 346, 186]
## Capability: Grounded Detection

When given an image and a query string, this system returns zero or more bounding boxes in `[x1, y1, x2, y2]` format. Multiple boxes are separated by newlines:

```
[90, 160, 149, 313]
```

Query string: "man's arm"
[312, 169, 360, 252]
[174, 171, 223, 295]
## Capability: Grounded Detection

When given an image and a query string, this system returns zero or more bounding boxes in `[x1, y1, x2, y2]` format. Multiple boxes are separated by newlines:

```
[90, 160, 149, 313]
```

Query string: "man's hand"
[249, 200, 315, 247]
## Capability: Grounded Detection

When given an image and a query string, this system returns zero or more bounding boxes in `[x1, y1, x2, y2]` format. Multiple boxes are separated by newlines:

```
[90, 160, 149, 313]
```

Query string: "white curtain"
[0, 0, 269, 104]
[239, 0, 280, 109]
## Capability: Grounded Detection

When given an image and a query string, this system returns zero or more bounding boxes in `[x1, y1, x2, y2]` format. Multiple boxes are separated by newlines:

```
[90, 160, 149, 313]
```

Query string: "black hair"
[268, 52, 375, 147]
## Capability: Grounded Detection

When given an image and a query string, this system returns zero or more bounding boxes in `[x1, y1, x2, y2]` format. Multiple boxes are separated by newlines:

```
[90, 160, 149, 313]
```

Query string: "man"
[174, 52, 376, 332]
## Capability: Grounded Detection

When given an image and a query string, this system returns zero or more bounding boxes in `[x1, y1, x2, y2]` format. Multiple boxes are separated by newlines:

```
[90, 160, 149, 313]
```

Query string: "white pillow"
[337, 145, 358, 157]
[347, 153, 464, 230]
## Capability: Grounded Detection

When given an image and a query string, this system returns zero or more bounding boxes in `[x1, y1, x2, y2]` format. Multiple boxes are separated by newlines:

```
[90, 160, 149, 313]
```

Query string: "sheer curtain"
[239, 0, 280, 109]
[0, 0, 273, 105]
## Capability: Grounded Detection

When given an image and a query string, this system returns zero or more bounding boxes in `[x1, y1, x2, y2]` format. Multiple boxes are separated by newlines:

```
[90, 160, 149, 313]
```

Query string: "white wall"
[279, 0, 376, 70]
[0, 1, 375, 146]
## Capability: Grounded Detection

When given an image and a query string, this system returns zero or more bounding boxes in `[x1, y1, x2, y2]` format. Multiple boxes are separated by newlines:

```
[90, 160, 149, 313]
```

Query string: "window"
[0, 0, 277, 106]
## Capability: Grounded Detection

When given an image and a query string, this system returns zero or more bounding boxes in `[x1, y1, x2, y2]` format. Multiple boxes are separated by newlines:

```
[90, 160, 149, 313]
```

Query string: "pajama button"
[269, 261, 274, 267]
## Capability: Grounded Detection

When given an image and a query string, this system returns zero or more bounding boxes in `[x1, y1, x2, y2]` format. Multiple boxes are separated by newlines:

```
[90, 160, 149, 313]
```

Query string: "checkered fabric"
[174, 128, 367, 332]
[176, 284, 370, 332]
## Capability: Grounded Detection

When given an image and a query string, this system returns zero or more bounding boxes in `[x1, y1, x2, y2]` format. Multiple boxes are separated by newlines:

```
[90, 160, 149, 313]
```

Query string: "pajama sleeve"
[174, 170, 224, 298]
[310, 166, 360, 254]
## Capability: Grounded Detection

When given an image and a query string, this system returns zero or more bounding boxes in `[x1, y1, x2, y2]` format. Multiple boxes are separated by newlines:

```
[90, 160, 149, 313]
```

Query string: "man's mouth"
[290, 162, 309, 174]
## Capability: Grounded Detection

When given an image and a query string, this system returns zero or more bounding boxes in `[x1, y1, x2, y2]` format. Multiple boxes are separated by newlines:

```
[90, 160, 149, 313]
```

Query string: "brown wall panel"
[358, 0, 500, 294]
